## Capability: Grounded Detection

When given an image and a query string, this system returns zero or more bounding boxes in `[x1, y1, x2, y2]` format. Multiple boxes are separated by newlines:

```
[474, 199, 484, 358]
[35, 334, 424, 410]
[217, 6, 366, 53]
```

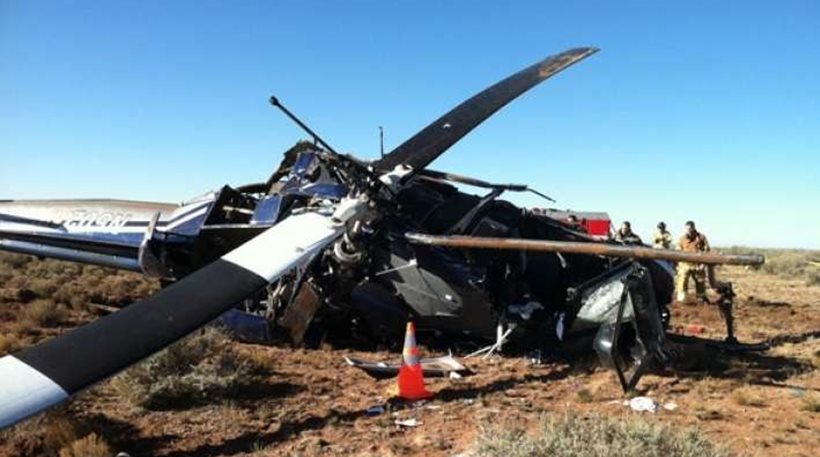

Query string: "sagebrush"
[475, 413, 728, 457]
[111, 327, 264, 409]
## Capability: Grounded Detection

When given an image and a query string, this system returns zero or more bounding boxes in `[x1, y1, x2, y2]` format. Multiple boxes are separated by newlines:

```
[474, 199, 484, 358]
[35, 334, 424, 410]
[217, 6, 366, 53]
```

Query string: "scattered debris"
[628, 396, 659, 413]
[466, 323, 516, 359]
[366, 405, 386, 416]
[394, 418, 423, 428]
[343, 354, 468, 379]
[528, 350, 544, 365]
[663, 402, 679, 411]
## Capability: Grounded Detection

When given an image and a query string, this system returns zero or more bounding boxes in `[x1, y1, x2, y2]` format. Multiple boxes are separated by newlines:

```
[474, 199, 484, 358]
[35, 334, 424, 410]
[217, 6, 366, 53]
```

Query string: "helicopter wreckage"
[0, 47, 765, 430]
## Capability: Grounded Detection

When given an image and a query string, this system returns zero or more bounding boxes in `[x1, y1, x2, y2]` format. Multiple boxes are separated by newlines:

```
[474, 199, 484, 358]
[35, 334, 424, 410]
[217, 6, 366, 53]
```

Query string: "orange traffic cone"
[397, 322, 433, 401]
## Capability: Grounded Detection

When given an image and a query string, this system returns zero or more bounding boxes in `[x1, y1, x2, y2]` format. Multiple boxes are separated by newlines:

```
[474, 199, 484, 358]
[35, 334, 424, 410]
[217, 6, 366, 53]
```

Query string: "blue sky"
[1, 1, 818, 248]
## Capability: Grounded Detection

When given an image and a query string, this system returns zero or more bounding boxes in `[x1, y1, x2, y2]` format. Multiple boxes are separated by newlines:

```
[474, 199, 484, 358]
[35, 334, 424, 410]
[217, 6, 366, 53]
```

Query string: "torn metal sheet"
[343, 354, 468, 379]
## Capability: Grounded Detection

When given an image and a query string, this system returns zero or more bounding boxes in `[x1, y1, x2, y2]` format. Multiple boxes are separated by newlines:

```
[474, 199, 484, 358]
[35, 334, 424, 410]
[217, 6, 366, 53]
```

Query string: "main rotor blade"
[373, 47, 598, 183]
[405, 233, 765, 266]
[0, 211, 343, 430]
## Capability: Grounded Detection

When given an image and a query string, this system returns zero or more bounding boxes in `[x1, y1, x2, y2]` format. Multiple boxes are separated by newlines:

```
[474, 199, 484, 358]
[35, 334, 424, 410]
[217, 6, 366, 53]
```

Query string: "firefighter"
[614, 221, 642, 244]
[675, 220, 714, 302]
[653, 222, 673, 249]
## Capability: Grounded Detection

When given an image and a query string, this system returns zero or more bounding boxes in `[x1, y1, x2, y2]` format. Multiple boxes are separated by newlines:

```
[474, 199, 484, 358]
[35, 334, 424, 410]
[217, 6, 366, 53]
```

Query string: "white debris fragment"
[663, 402, 679, 411]
[449, 371, 463, 379]
[628, 396, 658, 413]
[395, 418, 423, 427]
[508, 301, 543, 320]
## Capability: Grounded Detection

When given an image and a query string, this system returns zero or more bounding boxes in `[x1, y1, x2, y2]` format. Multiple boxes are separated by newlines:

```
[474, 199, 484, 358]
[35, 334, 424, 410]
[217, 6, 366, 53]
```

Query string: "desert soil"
[1, 264, 818, 456]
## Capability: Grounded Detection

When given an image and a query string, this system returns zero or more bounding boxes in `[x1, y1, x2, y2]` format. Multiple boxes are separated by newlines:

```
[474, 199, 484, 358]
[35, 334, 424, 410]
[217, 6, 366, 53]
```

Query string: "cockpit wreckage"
[0, 47, 764, 429]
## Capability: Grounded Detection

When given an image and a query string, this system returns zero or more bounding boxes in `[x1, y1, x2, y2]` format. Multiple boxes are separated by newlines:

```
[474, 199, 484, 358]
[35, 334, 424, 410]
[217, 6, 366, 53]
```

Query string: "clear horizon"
[2, 1, 818, 249]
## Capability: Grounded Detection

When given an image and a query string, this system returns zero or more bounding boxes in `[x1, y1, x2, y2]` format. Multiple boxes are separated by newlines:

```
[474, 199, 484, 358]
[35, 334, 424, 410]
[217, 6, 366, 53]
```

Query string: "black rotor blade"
[0, 211, 343, 430]
[373, 47, 598, 182]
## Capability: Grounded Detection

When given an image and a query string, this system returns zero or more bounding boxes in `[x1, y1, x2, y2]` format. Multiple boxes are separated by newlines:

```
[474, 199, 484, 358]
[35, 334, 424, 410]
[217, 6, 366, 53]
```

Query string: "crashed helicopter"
[0, 47, 764, 430]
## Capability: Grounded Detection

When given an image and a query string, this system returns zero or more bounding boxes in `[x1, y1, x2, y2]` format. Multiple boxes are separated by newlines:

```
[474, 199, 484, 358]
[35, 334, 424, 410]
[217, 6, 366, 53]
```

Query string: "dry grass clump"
[57, 433, 111, 457]
[0, 252, 33, 269]
[0, 409, 111, 457]
[731, 387, 768, 407]
[475, 413, 728, 457]
[112, 327, 265, 409]
[22, 300, 68, 327]
[802, 394, 820, 413]
[0, 333, 20, 355]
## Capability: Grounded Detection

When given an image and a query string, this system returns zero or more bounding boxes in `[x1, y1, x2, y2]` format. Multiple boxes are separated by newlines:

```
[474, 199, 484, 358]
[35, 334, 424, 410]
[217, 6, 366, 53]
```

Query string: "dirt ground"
[1, 264, 818, 456]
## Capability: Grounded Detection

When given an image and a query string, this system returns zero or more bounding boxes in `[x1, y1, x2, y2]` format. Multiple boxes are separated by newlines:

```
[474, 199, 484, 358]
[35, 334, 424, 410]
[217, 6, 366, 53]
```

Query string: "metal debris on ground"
[366, 405, 386, 416]
[394, 418, 423, 427]
[663, 402, 679, 411]
[466, 323, 516, 359]
[628, 396, 659, 413]
[343, 354, 468, 379]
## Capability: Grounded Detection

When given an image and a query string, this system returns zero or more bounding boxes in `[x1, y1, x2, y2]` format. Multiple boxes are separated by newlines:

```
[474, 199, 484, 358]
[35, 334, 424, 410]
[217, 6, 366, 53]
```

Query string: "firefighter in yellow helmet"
[675, 220, 715, 302]
[653, 222, 673, 249]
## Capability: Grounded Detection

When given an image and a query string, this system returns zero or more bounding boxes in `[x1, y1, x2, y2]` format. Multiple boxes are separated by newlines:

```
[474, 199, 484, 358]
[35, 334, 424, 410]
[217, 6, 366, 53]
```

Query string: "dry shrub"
[112, 327, 264, 409]
[0, 269, 12, 284]
[58, 433, 111, 457]
[0, 253, 156, 310]
[0, 333, 20, 355]
[802, 394, 820, 413]
[22, 300, 67, 327]
[732, 387, 767, 407]
[51, 283, 90, 310]
[6, 321, 36, 340]
[28, 278, 59, 300]
[0, 287, 37, 303]
[575, 388, 594, 403]
[2, 410, 82, 457]
[0, 287, 19, 303]
[476, 413, 728, 457]
[0, 252, 33, 269]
